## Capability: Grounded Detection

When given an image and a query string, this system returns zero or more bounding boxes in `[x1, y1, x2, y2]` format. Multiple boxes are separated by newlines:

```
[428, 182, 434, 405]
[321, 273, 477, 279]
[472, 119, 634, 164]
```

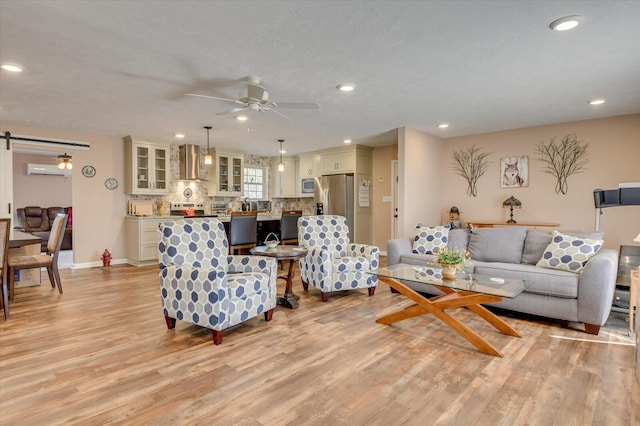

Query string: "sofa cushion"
[468, 227, 527, 263]
[412, 225, 449, 255]
[536, 231, 603, 274]
[474, 262, 579, 298]
[521, 230, 553, 264]
[447, 228, 470, 252]
[521, 230, 605, 265]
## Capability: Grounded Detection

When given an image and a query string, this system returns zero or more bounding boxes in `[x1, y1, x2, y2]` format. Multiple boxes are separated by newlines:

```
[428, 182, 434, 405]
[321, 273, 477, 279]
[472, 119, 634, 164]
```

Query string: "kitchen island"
[125, 213, 285, 266]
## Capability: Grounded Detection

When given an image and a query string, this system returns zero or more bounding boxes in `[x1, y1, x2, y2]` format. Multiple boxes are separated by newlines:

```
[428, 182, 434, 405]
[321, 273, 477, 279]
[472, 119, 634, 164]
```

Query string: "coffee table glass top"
[370, 264, 533, 299]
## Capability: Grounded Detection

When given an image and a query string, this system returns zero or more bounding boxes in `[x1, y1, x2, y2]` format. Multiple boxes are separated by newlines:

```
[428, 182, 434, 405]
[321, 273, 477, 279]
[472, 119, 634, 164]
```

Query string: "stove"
[170, 202, 206, 217]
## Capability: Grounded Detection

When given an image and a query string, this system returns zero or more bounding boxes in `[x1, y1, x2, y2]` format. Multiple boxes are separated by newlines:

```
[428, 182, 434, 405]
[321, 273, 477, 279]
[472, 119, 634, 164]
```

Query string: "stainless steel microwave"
[301, 178, 315, 193]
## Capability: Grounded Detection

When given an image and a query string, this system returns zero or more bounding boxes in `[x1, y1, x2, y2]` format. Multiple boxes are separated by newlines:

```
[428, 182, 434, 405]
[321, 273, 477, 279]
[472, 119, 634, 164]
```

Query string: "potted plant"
[435, 248, 469, 279]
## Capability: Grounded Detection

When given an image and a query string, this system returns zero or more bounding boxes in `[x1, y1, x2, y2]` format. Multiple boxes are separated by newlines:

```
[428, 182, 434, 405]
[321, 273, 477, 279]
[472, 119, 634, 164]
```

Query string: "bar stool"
[229, 211, 258, 255]
[280, 210, 302, 245]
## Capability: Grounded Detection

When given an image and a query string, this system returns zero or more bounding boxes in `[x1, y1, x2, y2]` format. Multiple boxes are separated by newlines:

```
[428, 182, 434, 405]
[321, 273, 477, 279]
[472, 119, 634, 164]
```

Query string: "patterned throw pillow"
[536, 230, 603, 273]
[412, 225, 449, 255]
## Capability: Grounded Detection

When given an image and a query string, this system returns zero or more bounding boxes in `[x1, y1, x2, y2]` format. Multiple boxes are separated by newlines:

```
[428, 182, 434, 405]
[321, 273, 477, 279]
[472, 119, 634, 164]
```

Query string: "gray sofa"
[387, 227, 618, 335]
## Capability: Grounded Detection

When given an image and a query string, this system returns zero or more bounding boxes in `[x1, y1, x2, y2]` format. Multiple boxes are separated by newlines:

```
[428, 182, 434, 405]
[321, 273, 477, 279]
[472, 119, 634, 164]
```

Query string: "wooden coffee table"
[251, 245, 308, 309]
[370, 264, 533, 357]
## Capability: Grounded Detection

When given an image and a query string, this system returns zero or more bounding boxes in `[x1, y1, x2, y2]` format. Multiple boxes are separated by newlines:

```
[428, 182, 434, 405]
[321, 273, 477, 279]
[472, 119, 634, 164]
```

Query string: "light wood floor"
[1, 261, 638, 425]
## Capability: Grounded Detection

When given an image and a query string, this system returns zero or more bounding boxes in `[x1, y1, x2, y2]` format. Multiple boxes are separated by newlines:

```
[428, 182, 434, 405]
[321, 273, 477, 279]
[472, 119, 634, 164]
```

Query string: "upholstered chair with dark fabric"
[297, 215, 379, 302]
[158, 218, 277, 345]
[17, 207, 50, 248]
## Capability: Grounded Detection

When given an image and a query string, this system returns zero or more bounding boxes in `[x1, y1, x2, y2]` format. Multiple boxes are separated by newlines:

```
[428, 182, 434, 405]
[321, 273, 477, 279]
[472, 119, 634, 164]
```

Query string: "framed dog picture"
[500, 156, 529, 188]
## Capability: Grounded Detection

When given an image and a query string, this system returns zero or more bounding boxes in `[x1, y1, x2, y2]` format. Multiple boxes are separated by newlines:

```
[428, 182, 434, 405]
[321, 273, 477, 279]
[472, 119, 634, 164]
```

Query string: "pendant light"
[278, 139, 285, 172]
[203, 126, 213, 165]
[57, 153, 72, 170]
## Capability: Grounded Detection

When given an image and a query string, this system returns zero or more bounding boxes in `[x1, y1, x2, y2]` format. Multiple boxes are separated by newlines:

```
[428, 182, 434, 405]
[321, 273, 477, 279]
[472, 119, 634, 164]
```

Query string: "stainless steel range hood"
[179, 144, 201, 180]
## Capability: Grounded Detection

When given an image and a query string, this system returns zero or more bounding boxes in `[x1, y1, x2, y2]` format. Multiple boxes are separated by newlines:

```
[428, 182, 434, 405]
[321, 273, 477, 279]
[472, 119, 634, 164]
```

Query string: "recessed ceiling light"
[175, 133, 185, 138]
[236, 115, 248, 121]
[588, 99, 606, 105]
[549, 15, 581, 31]
[1, 64, 23, 72]
[343, 139, 352, 144]
[437, 123, 449, 129]
[336, 83, 356, 92]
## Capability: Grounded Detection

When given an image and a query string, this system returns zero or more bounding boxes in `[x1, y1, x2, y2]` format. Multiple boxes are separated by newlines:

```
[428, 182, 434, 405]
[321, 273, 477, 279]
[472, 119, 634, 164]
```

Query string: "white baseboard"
[70, 258, 129, 270]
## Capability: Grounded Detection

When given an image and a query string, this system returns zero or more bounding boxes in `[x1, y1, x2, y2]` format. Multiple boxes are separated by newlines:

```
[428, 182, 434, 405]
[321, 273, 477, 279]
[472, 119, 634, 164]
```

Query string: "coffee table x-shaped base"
[376, 276, 522, 357]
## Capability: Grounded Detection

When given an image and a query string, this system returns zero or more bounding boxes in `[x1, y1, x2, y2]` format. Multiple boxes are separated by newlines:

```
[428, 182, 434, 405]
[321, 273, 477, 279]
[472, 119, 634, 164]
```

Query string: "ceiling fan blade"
[274, 102, 319, 110]
[216, 106, 249, 115]
[269, 108, 291, 120]
[186, 93, 244, 105]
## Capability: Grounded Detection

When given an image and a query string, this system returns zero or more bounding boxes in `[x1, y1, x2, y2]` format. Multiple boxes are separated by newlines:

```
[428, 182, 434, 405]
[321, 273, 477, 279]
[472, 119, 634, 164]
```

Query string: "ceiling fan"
[186, 76, 319, 119]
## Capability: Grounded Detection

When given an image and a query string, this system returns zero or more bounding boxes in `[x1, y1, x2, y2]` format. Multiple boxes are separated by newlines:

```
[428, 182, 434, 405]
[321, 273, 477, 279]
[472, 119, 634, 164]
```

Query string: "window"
[243, 166, 267, 199]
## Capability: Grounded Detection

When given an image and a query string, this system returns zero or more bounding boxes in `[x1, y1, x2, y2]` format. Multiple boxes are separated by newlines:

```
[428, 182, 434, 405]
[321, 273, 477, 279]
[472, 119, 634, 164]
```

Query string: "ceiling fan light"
[57, 153, 72, 170]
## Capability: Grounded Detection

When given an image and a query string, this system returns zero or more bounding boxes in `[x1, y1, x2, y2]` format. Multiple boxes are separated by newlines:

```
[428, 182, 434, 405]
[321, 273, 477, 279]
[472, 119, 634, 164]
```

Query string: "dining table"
[9, 229, 42, 249]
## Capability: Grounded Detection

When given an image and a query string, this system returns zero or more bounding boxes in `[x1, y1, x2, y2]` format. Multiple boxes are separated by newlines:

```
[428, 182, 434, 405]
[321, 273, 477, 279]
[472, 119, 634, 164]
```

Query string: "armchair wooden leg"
[321, 292, 329, 302]
[164, 316, 176, 329]
[368, 287, 376, 297]
[584, 323, 600, 335]
[212, 330, 224, 345]
[302, 280, 309, 291]
[264, 308, 274, 321]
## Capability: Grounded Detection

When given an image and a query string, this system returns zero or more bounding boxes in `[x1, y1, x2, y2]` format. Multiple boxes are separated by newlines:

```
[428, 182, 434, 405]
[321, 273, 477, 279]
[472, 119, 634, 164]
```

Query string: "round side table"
[251, 245, 308, 309]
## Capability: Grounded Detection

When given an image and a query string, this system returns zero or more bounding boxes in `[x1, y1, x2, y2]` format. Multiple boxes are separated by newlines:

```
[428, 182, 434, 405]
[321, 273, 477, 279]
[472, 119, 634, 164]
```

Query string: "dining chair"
[229, 211, 258, 255]
[280, 210, 302, 245]
[0, 218, 11, 320]
[8, 213, 68, 301]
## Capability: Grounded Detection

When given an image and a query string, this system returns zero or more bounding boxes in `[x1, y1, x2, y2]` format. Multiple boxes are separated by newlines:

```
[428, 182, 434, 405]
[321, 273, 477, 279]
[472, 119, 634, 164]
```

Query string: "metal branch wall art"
[535, 133, 588, 195]
[451, 145, 491, 197]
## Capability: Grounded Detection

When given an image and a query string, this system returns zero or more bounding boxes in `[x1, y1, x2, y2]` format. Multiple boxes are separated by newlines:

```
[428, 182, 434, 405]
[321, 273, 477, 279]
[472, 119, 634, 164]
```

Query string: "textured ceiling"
[1, 1, 639, 156]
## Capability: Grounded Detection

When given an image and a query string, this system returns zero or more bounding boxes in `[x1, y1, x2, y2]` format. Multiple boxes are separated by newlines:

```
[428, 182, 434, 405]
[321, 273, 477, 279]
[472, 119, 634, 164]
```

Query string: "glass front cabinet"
[207, 149, 244, 196]
[124, 136, 170, 195]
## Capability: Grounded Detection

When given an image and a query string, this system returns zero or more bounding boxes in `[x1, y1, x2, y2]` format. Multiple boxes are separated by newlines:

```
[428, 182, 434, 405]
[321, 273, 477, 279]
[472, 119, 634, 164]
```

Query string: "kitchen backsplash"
[128, 146, 316, 216]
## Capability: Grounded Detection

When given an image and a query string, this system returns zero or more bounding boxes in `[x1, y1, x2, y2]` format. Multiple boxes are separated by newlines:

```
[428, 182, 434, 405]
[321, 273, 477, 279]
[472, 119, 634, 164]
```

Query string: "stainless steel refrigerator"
[314, 174, 354, 238]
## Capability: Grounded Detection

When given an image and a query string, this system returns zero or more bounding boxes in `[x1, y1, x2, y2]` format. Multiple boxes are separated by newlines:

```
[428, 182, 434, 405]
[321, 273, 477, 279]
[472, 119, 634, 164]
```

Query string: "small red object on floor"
[101, 249, 112, 267]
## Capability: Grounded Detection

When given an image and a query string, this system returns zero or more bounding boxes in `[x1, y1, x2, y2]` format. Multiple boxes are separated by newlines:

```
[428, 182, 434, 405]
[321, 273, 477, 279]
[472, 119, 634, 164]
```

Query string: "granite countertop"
[125, 214, 281, 222]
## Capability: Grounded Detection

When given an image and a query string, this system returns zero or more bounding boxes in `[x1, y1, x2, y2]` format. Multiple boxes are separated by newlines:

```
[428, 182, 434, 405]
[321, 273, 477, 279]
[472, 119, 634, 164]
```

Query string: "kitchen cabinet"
[298, 154, 321, 178]
[272, 157, 298, 198]
[124, 136, 170, 195]
[321, 150, 355, 174]
[207, 149, 244, 196]
[126, 216, 178, 266]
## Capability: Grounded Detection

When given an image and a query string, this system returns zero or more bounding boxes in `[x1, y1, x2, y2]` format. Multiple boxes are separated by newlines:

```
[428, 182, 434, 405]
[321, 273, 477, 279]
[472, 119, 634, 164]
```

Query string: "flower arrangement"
[435, 248, 469, 271]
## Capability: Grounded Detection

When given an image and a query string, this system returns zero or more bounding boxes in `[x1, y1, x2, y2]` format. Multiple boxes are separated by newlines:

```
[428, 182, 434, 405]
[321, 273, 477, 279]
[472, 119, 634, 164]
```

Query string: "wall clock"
[105, 178, 118, 190]
[81, 165, 96, 178]
[183, 187, 193, 198]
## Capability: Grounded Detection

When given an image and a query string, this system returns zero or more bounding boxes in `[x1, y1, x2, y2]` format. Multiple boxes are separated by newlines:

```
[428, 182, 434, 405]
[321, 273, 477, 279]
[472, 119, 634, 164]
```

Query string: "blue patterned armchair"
[158, 219, 277, 344]
[297, 215, 379, 302]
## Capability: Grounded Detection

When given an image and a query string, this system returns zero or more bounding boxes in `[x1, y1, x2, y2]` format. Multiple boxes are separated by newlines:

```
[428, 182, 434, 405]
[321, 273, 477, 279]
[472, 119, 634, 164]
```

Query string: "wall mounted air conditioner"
[26, 163, 72, 177]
